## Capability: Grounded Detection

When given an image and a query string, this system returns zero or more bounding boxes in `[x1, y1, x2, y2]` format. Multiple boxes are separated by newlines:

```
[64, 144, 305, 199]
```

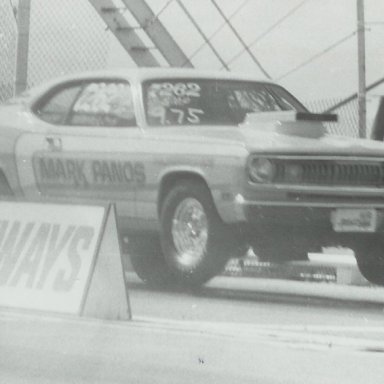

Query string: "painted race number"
[156, 82, 201, 98]
[169, 108, 204, 124]
[146, 81, 206, 125]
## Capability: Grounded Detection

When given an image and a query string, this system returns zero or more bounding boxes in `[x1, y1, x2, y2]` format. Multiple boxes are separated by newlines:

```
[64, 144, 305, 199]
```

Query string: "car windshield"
[143, 78, 307, 126]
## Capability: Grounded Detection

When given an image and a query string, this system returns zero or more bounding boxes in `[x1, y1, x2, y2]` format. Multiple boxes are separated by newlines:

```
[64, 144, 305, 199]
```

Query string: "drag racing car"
[1, 67, 384, 287]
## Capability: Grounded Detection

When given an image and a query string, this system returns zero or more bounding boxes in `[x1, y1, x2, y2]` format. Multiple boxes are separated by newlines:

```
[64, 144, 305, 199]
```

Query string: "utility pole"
[357, 0, 366, 138]
[14, 0, 31, 96]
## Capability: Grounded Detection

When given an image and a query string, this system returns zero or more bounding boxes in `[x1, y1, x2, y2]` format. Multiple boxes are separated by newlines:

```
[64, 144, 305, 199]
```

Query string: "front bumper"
[242, 202, 383, 228]
[235, 182, 384, 227]
[234, 201, 384, 250]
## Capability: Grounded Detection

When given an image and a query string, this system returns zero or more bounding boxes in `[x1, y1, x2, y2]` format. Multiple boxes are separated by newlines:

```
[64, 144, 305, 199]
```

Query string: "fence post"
[14, 0, 31, 96]
[357, 0, 367, 138]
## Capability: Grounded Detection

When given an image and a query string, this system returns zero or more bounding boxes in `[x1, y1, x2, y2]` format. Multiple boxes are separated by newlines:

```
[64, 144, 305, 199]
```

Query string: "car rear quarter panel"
[0, 108, 28, 197]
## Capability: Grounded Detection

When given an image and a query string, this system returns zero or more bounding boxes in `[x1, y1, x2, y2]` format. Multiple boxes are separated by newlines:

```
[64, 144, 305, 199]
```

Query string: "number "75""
[169, 108, 204, 124]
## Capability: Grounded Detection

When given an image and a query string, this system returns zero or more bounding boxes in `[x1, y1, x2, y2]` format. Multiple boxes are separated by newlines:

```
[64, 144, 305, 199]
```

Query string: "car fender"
[157, 161, 246, 224]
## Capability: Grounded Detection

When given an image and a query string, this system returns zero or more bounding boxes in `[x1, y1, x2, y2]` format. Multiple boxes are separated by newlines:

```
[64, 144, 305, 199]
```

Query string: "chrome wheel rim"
[171, 198, 208, 270]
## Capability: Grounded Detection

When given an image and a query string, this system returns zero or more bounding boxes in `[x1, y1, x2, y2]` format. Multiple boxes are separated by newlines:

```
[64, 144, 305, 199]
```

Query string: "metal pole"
[15, 0, 31, 96]
[357, 0, 366, 138]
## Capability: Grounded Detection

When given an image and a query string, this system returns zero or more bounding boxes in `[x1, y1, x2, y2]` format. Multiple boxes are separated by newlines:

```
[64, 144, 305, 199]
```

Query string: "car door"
[15, 78, 144, 219]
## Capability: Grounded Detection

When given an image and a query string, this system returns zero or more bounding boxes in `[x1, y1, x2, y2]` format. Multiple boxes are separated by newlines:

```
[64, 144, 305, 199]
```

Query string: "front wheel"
[160, 180, 242, 286]
[352, 234, 384, 285]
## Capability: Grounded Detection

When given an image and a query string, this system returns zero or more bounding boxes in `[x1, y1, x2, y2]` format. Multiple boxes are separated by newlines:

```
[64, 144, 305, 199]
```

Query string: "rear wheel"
[126, 234, 174, 288]
[160, 180, 242, 286]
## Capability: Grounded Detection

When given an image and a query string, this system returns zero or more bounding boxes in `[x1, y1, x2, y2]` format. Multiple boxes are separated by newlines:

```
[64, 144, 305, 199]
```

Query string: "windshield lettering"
[144, 79, 306, 126]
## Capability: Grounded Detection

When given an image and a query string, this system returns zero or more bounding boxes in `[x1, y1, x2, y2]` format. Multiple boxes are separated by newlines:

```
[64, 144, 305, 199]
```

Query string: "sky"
[107, 0, 384, 104]
[3, 0, 384, 109]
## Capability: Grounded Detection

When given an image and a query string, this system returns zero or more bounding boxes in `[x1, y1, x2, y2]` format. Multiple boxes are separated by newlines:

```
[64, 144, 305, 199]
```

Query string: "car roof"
[36, 67, 276, 86]
[17, 67, 281, 104]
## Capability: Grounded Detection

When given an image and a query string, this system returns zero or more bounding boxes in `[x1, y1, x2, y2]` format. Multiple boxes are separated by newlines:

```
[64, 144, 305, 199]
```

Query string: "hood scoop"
[241, 111, 337, 139]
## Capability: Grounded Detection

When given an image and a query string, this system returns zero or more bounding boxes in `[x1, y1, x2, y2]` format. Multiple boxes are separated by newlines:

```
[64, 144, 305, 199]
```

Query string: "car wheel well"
[157, 172, 211, 216]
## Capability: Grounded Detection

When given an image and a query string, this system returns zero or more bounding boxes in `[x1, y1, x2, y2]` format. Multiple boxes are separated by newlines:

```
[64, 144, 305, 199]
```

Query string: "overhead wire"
[325, 76, 384, 113]
[181, 0, 249, 68]
[276, 31, 357, 81]
[169, 1, 357, 82]
[176, 0, 229, 70]
[210, 0, 271, 78]
[8, 0, 17, 21]
[365, 21, 384, 26]
[144, 0, 176, 29]
[225, 0, 309, 67]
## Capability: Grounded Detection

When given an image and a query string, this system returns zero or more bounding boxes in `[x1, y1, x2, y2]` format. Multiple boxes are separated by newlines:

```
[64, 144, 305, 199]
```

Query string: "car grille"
[273, 158, 384, 187]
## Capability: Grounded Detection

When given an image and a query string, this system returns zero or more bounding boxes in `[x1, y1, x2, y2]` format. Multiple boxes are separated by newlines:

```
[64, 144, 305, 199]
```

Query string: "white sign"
[0, 202, 105, 314]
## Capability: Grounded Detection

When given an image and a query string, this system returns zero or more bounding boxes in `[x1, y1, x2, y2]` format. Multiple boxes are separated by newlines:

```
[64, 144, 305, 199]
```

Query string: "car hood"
[146, 123, 384, 157]
[238, 125, 384, 156]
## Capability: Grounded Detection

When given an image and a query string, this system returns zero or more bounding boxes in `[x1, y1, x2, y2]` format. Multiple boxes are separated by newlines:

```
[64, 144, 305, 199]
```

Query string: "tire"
[160, 180, 240, 286]
[352, 234, 384, 285]
[126, 234, 175, 288]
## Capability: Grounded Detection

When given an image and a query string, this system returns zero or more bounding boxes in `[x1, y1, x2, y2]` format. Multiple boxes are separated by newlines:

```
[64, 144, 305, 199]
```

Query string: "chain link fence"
[306, 97, 380, 140]
[27, 0, 109, 88]
[305, 98, 359, 138]
[0, 0, 111, 102]
[306, 93, 384, 139]
[0, 1, 17, 102]
[0, 0, 364, 139]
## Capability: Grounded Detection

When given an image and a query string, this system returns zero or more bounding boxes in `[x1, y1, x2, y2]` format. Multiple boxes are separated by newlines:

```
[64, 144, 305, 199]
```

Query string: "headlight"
[248, 157, 276, 183]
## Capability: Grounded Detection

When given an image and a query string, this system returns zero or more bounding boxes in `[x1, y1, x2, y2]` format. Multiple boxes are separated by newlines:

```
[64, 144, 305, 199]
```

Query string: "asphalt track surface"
[2, 276, 384, 384]
[127, 275, 384, 344]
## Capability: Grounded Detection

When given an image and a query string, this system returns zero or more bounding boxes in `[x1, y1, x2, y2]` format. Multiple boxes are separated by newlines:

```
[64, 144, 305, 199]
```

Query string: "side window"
[69, 81, 136, 127]
[35, 85, 82, 124]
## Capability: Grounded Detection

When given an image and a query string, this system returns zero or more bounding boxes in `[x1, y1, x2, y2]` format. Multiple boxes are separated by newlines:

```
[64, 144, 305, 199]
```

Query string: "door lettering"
[35, 156, 146, 188]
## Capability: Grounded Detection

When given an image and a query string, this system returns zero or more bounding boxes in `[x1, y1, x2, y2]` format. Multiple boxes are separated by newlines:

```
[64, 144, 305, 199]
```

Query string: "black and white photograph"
[1, 0, 384, 383]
